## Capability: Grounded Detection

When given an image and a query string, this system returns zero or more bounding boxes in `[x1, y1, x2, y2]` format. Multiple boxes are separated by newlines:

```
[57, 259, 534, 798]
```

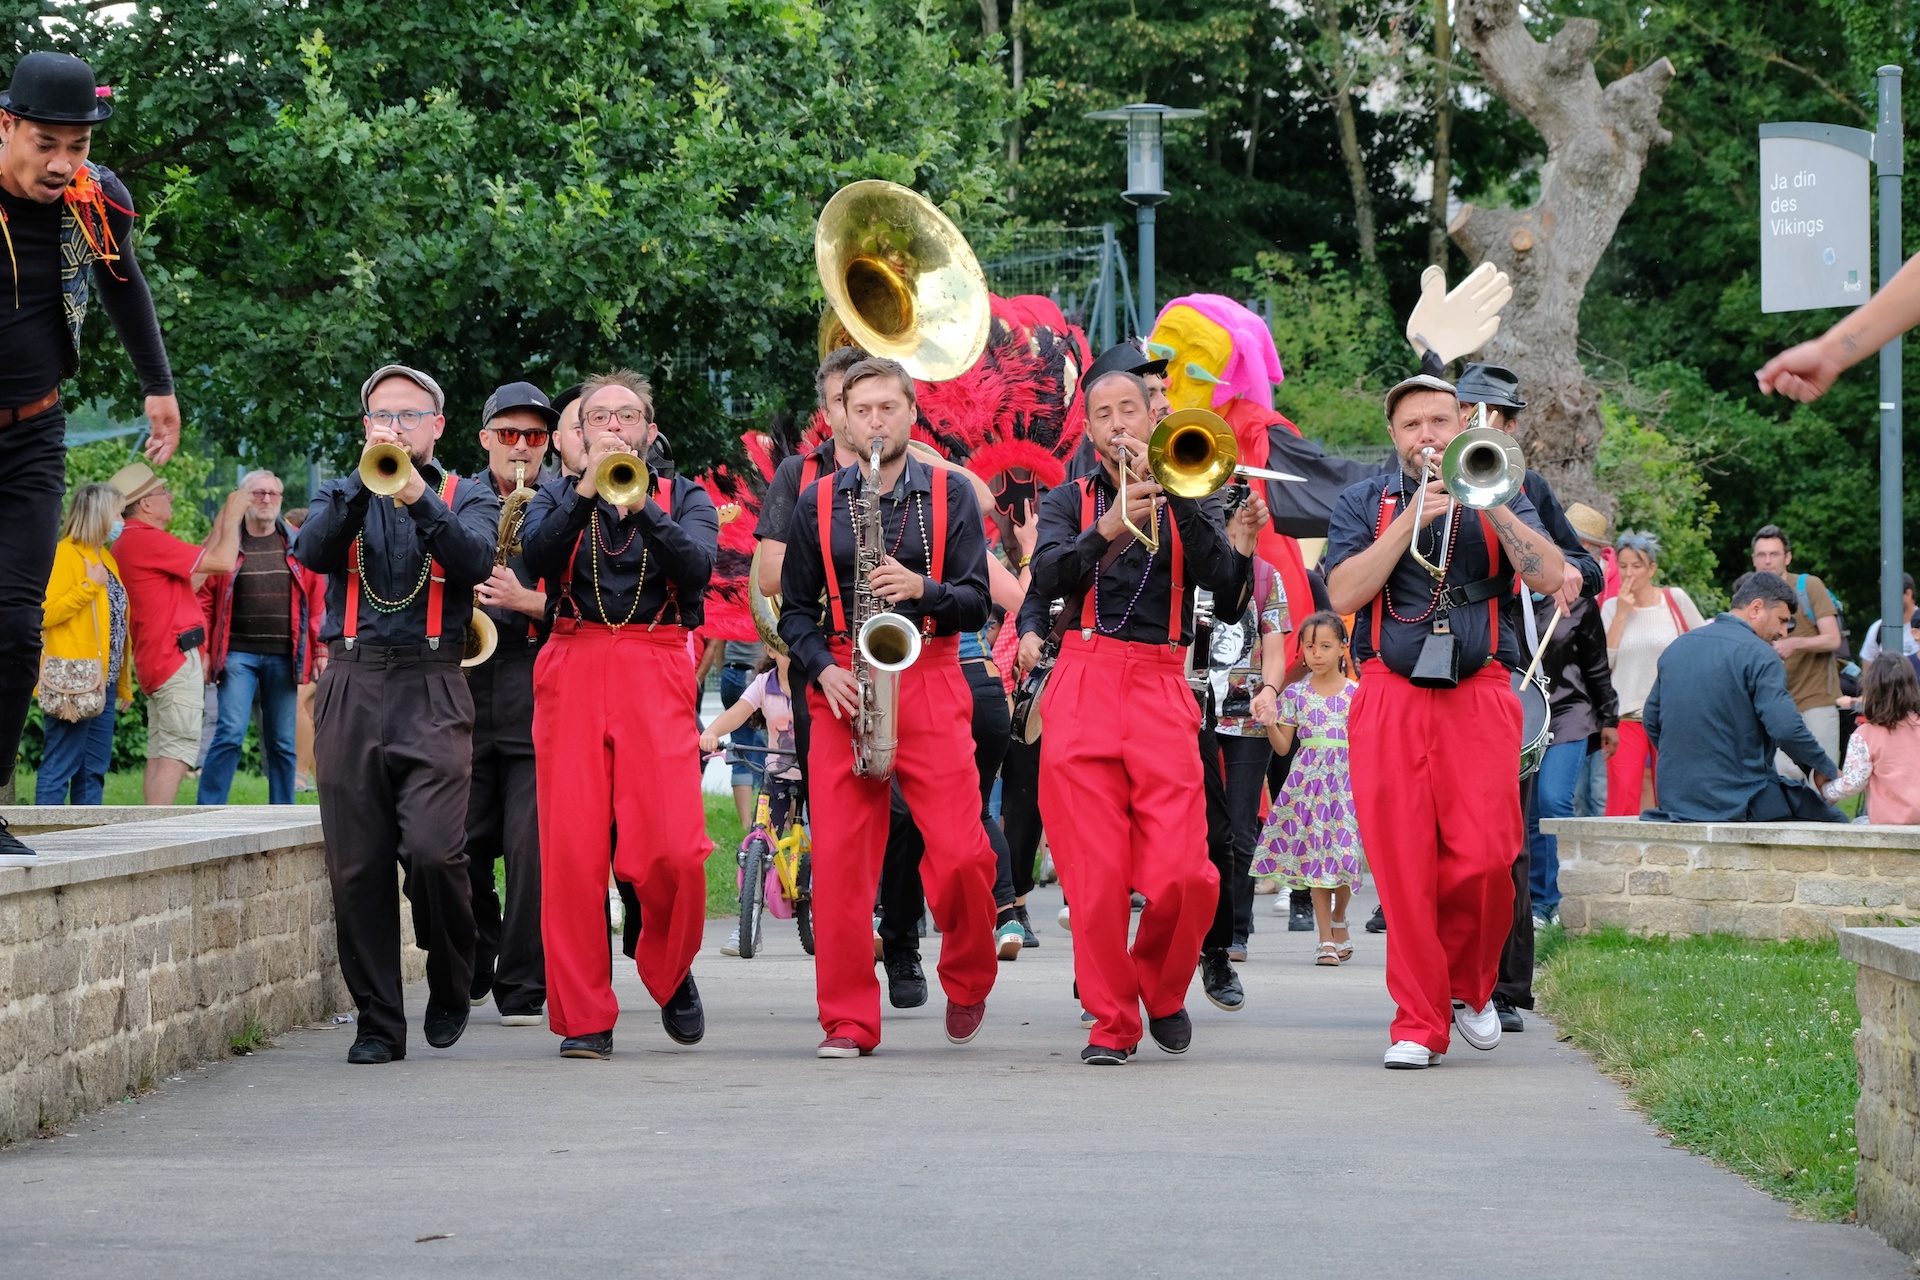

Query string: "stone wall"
[0, 807, 421, 1145]
[1841, 928, 1920, 1255]
[1543, 818, 1920, 940]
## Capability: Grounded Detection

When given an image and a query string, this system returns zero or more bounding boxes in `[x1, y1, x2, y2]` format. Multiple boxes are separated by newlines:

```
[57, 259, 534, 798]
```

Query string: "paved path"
[0, 886, 1908, 1277]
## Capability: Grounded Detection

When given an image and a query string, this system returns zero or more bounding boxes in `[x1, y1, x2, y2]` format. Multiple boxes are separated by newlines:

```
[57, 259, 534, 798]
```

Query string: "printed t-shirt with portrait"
[1200, 560, 1289, 737]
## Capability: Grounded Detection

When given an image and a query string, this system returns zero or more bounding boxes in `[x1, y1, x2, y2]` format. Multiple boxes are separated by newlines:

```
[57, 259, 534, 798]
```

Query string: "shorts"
[146, 649, 205, 765]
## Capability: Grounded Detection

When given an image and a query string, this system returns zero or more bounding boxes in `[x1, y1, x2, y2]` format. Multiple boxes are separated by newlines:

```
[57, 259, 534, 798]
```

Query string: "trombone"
[1115, 408, 1307, 551]
[1408, 404, 1526, 577]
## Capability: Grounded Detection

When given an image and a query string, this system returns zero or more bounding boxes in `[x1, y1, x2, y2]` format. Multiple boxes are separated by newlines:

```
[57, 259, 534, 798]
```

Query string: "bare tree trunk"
[1427, 0, 1453, 267]
[1312, 0, 1377, 266]
[977, 0, 999, 37]
[1008, 0, 1023, 170]
[1450, 0, 1674, 509]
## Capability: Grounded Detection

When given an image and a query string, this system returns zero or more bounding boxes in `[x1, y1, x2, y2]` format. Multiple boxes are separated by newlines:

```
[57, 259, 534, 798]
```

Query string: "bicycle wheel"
[737, 838, 766, 959]
[795, 851, 814, 955]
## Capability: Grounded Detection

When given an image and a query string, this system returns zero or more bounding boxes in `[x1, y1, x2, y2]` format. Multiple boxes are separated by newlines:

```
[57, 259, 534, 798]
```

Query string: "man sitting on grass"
[1642, 570, 1842, 823]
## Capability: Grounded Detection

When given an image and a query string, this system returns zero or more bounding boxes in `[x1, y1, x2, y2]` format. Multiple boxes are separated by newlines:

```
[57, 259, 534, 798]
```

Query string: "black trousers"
[313, 643, 478, 1052]
[463, 647, 545, 1014]
[961, 658, 1017, 910]
[1495, 774, 1536, 1010]
[1000, 735, 1041, 898]
[0, 406, 65, 784]
[1200, 721, 1239, 953]
[1217, 733, 1271, 944]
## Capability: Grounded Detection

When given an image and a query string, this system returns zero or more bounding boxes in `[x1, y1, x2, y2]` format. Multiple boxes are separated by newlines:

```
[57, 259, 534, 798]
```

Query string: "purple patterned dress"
[1252, 679, 1365, 889]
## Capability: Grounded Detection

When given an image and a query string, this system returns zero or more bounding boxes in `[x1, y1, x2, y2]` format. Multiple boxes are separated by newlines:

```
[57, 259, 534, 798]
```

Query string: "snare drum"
[1513, 670, 1552, 778]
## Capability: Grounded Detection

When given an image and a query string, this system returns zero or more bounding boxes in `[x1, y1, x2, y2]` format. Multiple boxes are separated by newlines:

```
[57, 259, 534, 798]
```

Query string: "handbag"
[38, 553, 110, 723]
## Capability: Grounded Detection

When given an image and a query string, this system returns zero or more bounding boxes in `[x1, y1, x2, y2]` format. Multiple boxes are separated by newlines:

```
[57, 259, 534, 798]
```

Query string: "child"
[1824, 654, 1920, 823]
[1252, 612, 1365, 965]
[700, 650, 804, 954]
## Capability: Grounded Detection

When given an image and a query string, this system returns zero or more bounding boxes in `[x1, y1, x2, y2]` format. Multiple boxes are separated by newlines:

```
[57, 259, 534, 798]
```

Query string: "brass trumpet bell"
[1146, 408, 1240, 499]
[359, 441, 412, 497]
[1441, 425, 1525, 510]
[595, 450, 649, 508]
[462, 608, 497, 669]
[815, 180, 990, 383]
[747, 543, 788, 657]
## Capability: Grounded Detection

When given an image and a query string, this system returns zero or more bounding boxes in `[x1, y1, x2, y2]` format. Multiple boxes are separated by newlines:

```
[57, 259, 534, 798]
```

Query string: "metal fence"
[968, 224, 1137, 347]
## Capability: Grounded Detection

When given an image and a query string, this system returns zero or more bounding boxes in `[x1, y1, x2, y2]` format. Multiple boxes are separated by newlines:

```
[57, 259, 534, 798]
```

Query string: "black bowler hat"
[483, 381, 560, 429]
[1455, 363, 1527, 411]
[0, 53, 113, 125]
[1081, 341, 1168, 398]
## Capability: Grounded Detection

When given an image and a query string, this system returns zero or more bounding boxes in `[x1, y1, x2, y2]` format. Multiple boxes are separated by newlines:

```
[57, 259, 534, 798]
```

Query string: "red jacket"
[198, 518, 326, 684]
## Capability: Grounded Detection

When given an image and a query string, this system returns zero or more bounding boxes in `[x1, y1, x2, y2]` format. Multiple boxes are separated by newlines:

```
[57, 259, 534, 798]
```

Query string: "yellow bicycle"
[728, 752, 812, 958]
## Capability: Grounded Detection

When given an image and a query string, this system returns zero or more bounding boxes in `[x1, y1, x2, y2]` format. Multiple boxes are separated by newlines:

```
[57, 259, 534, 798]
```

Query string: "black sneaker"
[1287, 898, 1315, 932]
[346, 1036, 396, 1065]
[885, 952, 928, 1009]
[1016, 904, 1039, 948]
[1081, 1043, 1129, 1066]
[0, 817, 35, 868]
[560, 1031, 613, 1059]
[469, 973, 493, 1007]
[661, 972, 705, 1045]
[1365, 905, 1386, 934]
[1198, 949, 1245, 1012]
[1148, 1007, 1193, 1055]
[1494, 998, 1525, 1033]
[424, 998, 468, 1049]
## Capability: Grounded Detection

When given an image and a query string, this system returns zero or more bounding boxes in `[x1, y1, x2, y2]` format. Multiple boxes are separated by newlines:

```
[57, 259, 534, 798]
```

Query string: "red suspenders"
[815, 465, 950, 639]
[555, 478, 680, 628]
[1075, 478, 1184, 644]
[344, 473, 458, 651]
[1368, 490, 1500, 656]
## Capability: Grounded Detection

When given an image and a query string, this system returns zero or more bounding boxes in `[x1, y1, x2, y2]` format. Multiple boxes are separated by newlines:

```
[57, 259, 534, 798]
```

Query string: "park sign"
[1758, 123, 1872, 313]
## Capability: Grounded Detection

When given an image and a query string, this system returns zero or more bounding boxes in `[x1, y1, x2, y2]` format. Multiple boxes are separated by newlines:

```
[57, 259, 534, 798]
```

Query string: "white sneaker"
[1057, 905, 1071, 933]
[608, 886, 624, 933]
[1452, 999, 1502, 1051]
[1383, 1040, 1442, 1069]
[1271, 895, 1288, 916]
[500, 1011, 544, 1027]
[721, 922, 761, 957]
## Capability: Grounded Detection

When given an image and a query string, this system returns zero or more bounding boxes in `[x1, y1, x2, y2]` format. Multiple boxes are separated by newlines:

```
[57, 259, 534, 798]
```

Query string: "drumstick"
[1518, 602, 1566, 686]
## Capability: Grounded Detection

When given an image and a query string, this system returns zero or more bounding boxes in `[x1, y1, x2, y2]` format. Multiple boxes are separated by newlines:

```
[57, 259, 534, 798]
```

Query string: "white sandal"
[1314, 942, 1342, 967]
[1330, 917, 1353, 961]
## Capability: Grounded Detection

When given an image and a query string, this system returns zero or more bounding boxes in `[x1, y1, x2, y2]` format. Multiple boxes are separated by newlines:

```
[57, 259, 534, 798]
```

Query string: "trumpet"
[359, 441, 413, 505]
[594, 450, 649, 508]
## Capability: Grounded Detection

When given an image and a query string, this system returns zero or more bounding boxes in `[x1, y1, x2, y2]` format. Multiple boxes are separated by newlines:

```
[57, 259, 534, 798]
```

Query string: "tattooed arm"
[1485, 493, 1565, 595]
[1757, 250, 1920, 402]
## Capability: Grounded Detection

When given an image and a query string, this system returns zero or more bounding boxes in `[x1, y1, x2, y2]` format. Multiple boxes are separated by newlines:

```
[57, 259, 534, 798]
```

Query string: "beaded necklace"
[588, 507, 648, 630]
[1378, 472, 1455, 625]
[352, 472, 453, 613]
[1090, 485, 1159, 635]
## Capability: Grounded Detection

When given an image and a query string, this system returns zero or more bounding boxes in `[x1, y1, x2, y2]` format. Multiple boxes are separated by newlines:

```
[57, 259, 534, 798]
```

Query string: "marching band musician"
[295, 364, 500, 1065]
[1031, 368, 1266, 1065]
[778, 356, 1000, 1058]
[1323, 374, 1565, 1070]
[461, 382, 559, 1027]
[520, 370, 719, 1061]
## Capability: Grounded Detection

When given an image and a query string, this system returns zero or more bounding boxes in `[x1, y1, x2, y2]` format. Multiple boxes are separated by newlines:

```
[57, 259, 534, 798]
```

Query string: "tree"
[1448, 0, 1675, 509]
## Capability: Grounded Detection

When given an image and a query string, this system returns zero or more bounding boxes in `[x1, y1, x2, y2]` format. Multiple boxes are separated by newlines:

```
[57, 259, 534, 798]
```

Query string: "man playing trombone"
[295, 364, 500, 1064]
[1324, 374, 1565, 1070]
[1030, 368, 1266, 1065]
[519, 371, 718, 1061]
[778, 356, 999, 1059]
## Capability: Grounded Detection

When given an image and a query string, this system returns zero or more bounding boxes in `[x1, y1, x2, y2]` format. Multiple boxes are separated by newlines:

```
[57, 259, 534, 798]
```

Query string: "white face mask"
[107, 519, 125, 543]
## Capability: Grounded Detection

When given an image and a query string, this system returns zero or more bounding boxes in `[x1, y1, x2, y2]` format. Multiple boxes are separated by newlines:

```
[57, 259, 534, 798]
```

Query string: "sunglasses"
[489, 427, 551, 447]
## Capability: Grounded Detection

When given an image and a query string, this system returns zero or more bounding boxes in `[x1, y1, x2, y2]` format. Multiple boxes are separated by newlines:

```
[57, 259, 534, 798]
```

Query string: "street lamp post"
[1085, 102, 1204, 333]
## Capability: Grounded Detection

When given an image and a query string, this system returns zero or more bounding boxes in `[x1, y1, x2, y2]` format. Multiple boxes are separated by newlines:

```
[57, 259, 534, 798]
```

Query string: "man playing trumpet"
[295, 364, 500, 1064]
[779, 356, 999, 1058]
[519, 371, 718, 1061]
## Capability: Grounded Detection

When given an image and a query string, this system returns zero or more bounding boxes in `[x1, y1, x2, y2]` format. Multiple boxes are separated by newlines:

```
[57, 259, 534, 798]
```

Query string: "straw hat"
[105, 461, 164, 507]
[1565, 502, 1608, 546]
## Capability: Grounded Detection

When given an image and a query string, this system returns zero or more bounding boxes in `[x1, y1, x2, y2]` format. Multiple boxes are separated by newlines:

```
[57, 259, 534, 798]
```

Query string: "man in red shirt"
[106, 463, 244, 803]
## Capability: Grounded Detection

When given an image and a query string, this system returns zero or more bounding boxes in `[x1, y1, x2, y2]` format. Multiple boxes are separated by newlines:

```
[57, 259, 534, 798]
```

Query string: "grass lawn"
[15, 768, 751, 920]
[1537, 927, 1861, 1220]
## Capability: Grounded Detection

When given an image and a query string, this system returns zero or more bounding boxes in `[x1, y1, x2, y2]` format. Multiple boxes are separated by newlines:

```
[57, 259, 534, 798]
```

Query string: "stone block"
[1588, 898, 1632, 930]
[1671, 869, 1749, 901]
[1707, 904, 1783, 937]
[1582, 842, 1644, 866]
[1559, 865, 1625, 896]
[1642, 843, 1692, 866]
[1857, 966, 1898, 1032]
[1831, 851, 1876, 877]
[1769, 848, 1831, 873]
[1627, 869, 1671, 896]
[1630, 899, 1710, 937]
[1748, 872, 1798, 904]
[1695, 843, 1767, 871]
[1781, 907, 1842, 939]
[1876, 849, 1920, 879]
[1799, 878, 1904, 909]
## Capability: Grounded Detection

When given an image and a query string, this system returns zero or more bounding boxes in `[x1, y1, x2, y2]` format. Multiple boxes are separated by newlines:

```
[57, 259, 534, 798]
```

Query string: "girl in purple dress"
[1253, 612, 1366, 966]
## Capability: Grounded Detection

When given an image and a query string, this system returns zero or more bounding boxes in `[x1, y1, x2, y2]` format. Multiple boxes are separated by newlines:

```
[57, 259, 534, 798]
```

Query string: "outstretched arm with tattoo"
[1757, 251, 1920, 401]
[1486, 504, 1565, 596]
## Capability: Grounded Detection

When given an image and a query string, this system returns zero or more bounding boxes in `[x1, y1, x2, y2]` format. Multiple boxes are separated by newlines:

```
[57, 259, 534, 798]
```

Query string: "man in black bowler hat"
[0, 52, 179, 864]
[295, 363, 500, 1064]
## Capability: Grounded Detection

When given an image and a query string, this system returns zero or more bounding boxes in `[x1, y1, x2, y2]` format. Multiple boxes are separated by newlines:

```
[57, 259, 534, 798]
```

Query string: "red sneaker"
[817, 1036, 870, 1059]
[945, 999, 986, 1045]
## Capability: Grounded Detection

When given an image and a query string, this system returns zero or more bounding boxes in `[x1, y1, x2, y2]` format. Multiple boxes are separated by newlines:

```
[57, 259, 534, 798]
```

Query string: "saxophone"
[849, 439, 924, 779]
[462, 463, 534, 669]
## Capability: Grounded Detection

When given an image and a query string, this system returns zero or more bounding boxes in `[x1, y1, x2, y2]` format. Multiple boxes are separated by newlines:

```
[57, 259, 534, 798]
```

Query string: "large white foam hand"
[1405, 262, 1513, 364]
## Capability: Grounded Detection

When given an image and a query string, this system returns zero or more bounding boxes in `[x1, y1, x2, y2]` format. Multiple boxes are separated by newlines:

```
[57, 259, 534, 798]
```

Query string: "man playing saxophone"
[779, 356, 999, 1058]
[461, 382, 556, 1027]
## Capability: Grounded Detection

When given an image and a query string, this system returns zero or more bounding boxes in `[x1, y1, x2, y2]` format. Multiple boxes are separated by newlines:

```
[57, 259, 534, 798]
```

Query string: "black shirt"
[0, 167, 173, 405]
[756, 439, 838, 545]
[295, 460, 500, 647]
[778, 457, 991, 689]
[1326, 471, 1549, 677]
[476, 467, 549, 657]
[1031, 470, 1249, 647]
[520, 472, 718, 630]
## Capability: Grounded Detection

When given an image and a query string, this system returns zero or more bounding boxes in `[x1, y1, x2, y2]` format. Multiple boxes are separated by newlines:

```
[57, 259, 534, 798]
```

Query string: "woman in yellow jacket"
[38, 484, 134, 805]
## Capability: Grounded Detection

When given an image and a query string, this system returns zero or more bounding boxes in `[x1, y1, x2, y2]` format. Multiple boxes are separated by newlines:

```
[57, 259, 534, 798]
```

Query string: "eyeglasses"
[583, 407, 647, 428]
[365, 410, 438, 430]
[248, 488, 283, 499]
[489, 427, 551, 447]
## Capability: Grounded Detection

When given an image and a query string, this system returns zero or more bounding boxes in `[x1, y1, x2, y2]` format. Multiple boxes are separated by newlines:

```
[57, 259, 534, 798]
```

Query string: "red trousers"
[807, 637, 998, 1049]
[1038, 634, 1217, 1050]
[532, 623, 711, 1036]
[1606, 719, 1656, 816]
[1348, 661, 1520, 1053]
